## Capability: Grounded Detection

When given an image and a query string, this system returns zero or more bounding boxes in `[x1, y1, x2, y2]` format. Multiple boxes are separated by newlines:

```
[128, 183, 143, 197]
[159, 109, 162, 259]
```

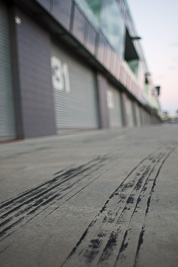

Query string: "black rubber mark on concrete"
[0, 159, 99, 211]
[134, 227, 145, 266]
[115, 230, 129, 264]
[60, 158, 146, 266]
[61, 146, 174, 267]
[0, 155, 109, 243]
[133, 147, 175, 267]
[61, 154, 153, 266]
[99, 231, 118, 263]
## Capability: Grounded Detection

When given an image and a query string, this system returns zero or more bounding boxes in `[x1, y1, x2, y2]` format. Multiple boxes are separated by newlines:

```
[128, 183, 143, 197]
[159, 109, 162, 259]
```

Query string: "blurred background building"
[0, 0, 161, 141]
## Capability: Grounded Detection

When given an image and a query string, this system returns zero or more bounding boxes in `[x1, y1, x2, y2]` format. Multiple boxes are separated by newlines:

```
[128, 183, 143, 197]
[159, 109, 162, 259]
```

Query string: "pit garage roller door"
[135, 103, 141, 127]
[51, 42, 99, 130]
[107, 83, 122, 127]
[125, 96, 134, 127]
[143, 110, 147, 125]
[140, 107, 147, 126]
[0, 1, 16, 141]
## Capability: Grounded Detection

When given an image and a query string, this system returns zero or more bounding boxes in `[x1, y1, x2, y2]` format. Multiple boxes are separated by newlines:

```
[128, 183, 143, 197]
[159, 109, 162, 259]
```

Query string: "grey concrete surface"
[0, 125, 178, 267]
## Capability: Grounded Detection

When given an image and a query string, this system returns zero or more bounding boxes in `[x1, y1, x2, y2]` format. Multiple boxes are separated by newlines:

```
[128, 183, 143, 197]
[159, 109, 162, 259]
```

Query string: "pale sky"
[127, 0, 178, 115]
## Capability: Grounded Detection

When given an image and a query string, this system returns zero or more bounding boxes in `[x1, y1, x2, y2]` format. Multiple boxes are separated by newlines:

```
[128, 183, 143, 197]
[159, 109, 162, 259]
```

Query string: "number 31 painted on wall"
[51, 56, 71, 93]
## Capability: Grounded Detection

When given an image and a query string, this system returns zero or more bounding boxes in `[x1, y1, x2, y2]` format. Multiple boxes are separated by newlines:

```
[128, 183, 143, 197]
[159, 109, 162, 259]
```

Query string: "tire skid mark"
[39, 159, 121, 221]
[0, 154, 122, 254]
[110, 147, 174, 267]
[0, 165, 111, 252]
[99, 151, 167, 264]
[98, 157, 162, 266]
[133, 146, 175, 267]
[0, 166, 72, 211]
[129, 151, 164, 220]
[61, 146, 174, 267]
[0, 157, 104, 213]
[0, 161, 100, 221]
[61, 153, 156, 266]
[0, 155, 109, 242]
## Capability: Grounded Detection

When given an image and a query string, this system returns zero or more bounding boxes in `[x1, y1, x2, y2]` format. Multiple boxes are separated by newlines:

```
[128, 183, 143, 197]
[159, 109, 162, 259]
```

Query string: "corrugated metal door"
[125, 96, 134, 127]
[139, 107, 143, 126]
[135, 103, 141, 127]
[0, 2, 16, 141]
[51, 42, 99, 130]
[141, 109, 145, 125]
[143, 110, 147, 125]
[107, 83, 122, 127]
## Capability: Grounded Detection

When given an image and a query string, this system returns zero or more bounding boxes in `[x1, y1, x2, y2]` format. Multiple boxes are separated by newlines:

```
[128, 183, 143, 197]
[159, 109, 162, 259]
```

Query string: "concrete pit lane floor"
[0, 124, 178, 267]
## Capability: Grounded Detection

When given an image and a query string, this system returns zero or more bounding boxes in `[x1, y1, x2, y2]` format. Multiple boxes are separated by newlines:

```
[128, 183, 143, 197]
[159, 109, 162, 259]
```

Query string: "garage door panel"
[0, 2, 16, 141]
[107, 83, 122, 128]
[51, 42, 99, 130]
[125, 96, 134, 127]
